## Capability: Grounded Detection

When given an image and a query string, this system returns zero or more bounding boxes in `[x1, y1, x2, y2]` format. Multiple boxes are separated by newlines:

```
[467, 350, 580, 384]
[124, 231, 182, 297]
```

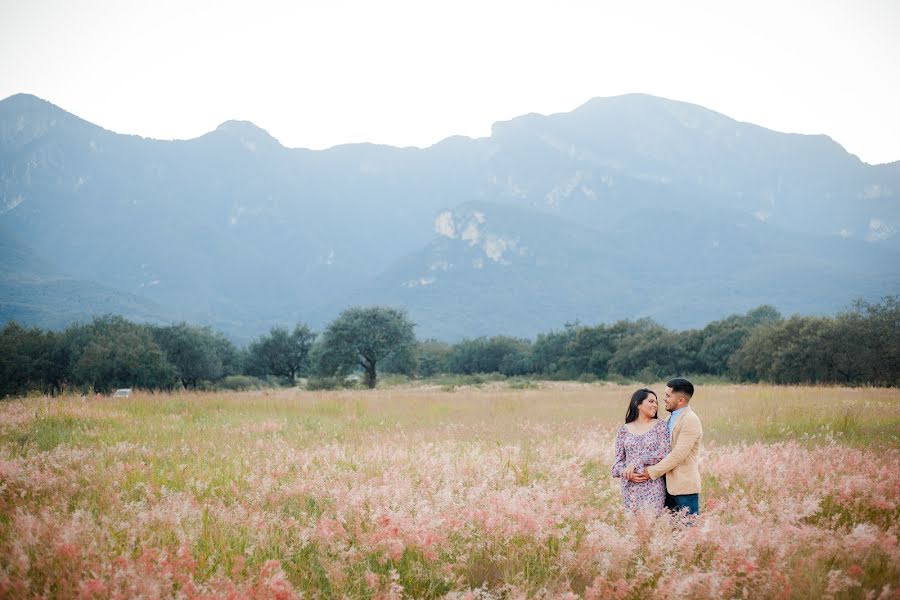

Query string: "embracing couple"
[611, 378, 702, 515]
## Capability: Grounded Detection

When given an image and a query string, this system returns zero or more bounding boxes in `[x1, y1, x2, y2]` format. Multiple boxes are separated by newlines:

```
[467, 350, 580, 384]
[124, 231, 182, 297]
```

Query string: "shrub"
[306, 376, 359, 391]
[508, 378, 540, 389]
[219, 375, 270, 391]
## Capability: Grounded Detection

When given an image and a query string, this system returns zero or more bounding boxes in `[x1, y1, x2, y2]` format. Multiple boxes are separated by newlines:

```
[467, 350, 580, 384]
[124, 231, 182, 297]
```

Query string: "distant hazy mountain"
[1, 92, 898, 340]
[0, 224, 171, 330]
[340, 200, 898, 339]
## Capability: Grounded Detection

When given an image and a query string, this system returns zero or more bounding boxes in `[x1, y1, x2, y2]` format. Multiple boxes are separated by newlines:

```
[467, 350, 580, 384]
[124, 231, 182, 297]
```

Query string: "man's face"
[663, 386, 685, 412]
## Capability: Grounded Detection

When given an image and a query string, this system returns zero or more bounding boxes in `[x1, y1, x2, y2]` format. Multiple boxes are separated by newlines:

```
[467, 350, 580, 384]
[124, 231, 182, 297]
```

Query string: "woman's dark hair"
[625, 388, 657, 423]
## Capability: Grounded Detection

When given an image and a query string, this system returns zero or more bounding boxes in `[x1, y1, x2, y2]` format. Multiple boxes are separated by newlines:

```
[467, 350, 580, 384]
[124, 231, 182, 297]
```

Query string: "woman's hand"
[623, 464, 651, 483]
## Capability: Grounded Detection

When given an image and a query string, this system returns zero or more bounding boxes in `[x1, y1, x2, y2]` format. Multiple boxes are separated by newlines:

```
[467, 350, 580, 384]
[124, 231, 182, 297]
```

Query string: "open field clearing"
[1, 383, 898, 598]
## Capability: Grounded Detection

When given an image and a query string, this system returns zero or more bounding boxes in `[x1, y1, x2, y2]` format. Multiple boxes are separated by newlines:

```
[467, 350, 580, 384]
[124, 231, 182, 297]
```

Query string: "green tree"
[819, 297, 899, 386]
[560, 325, 617, 379]
[62, 315, 175, 393]
[316, 307, 415, 388]
[152, 323, 238, 388]
[533, 319, 694, 380]
[247, 324, 316, 384]
[532, 325, 578, 377]
[607, 319, 672, 378]
[446, 336, 533, 375]
[412, 339, 452, 377]
[697, 306, 782, 375]
[379, 339, 417, 376]
[852, 297, 899, 386]
[0, 322, 63, 398]
[728, 315, 835, 383]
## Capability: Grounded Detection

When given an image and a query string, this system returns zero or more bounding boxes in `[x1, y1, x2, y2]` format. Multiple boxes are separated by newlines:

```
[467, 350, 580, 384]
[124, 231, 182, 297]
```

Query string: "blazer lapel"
[671, 406, 691, 444]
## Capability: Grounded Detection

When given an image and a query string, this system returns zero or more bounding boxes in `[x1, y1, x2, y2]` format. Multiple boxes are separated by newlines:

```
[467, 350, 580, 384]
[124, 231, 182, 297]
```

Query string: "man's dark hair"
[666, 377, 694, 399]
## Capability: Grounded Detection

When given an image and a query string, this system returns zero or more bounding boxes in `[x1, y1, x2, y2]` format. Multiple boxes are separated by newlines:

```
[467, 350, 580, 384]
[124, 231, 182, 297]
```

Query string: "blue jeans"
[665, 492, 699, 516]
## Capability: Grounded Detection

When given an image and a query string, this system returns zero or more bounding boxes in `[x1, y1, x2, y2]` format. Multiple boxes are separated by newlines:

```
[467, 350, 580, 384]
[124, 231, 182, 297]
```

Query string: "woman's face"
[638, 394, 658, 419]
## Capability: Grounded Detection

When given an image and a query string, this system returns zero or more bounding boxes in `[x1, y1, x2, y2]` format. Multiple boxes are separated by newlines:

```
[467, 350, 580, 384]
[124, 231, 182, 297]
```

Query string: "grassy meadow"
[1, 383, 898, 598]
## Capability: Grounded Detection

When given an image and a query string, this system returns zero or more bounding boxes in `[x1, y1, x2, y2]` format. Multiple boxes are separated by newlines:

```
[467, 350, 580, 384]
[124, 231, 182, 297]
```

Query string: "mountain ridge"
[1, 92, 897, 341]
[2, 92, 887, 164]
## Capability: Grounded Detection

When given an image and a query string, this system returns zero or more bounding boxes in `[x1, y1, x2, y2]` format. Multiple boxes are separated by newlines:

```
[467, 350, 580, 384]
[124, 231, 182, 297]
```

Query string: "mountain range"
[1, 92, 898, 341]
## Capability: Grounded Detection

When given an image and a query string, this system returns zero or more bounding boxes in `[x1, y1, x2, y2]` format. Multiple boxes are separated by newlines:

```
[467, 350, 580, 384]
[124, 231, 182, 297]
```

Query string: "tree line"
[1, 298, 897, 398]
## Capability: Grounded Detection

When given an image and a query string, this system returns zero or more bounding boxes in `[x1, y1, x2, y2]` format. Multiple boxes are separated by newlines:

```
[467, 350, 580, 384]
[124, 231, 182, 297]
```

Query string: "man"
[629, 377, 703, 515]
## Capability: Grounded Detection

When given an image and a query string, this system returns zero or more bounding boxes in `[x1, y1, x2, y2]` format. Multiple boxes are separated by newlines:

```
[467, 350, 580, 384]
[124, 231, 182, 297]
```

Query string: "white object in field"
[113, 388, 132, 398]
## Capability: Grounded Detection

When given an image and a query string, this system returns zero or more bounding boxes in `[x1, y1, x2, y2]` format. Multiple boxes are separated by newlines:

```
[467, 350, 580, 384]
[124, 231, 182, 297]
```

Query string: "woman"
[611, 388, 670, 510]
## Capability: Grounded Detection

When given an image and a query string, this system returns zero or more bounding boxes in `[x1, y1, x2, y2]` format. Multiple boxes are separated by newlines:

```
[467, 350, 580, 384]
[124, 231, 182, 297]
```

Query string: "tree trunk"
[364, 363, 377, 388]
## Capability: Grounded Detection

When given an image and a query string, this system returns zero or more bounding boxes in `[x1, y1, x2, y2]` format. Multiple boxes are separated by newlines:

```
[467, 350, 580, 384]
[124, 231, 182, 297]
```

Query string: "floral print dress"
[611, 419, 670, 510]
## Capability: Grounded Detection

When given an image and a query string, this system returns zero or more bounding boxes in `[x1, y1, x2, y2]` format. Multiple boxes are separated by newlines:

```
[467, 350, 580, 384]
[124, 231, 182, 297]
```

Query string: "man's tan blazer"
[647, 406, 702, 495]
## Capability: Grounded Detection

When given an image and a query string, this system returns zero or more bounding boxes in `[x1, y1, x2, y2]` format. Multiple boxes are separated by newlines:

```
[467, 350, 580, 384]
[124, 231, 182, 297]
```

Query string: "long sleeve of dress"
[611, 427, 627, 478]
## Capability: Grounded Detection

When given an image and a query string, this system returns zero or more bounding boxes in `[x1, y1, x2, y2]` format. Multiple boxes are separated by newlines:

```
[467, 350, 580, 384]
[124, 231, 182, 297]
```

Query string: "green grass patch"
[803, 494, 900, 530]
[2, 413, 121, 456]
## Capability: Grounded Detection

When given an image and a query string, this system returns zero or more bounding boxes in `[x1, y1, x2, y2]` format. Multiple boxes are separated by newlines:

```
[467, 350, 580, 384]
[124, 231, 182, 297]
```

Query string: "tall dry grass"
[1, 383, 898, 598]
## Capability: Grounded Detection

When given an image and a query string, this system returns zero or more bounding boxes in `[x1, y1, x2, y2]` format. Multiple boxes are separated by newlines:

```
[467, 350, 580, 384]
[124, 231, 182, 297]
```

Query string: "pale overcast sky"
[1, 0, 899, 163]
